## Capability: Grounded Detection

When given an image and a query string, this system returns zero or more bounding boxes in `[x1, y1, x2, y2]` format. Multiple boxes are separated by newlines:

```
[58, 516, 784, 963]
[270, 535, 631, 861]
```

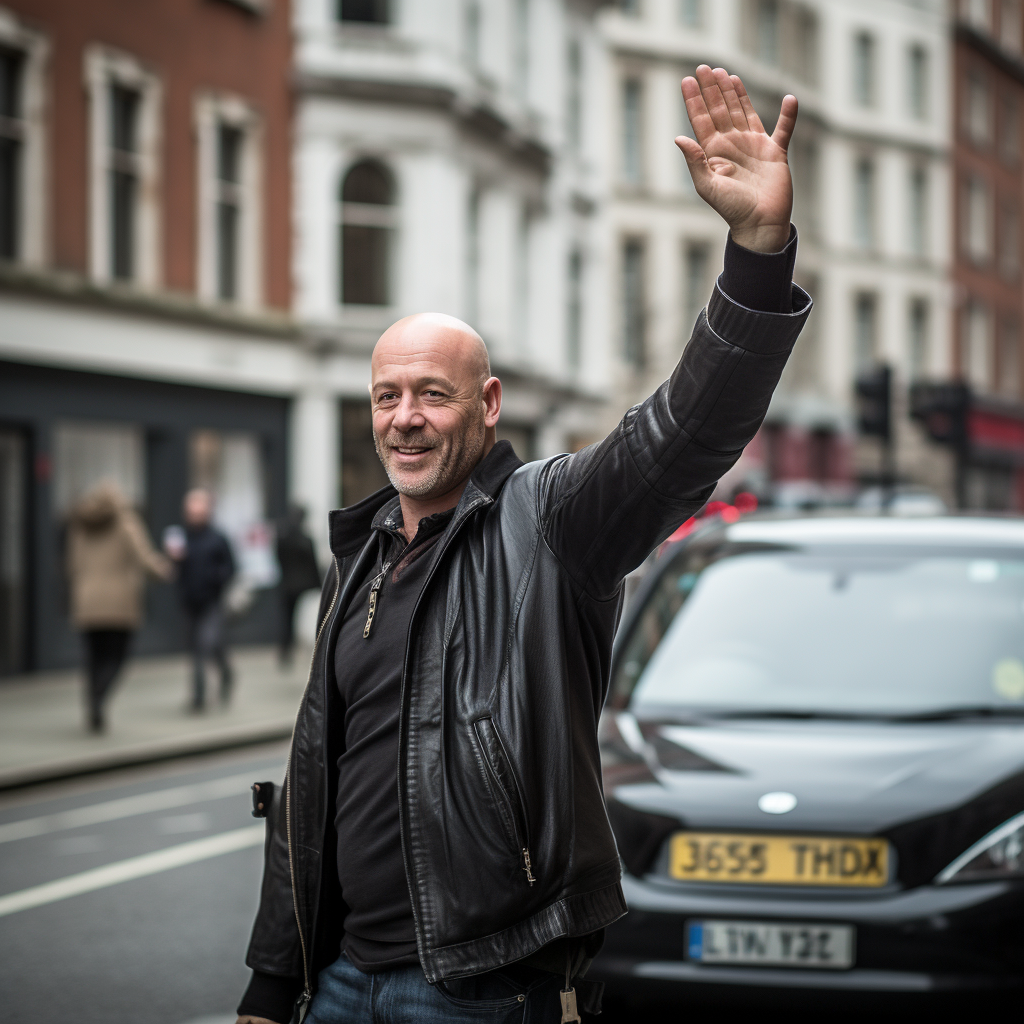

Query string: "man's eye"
[425, 390, 445, 398]
[377, 393, 398, 403]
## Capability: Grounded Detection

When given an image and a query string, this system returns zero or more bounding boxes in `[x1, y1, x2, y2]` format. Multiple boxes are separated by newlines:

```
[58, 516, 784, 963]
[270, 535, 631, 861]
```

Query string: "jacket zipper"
[362, 560, 392, 638]
[286, 556, 340, 1013]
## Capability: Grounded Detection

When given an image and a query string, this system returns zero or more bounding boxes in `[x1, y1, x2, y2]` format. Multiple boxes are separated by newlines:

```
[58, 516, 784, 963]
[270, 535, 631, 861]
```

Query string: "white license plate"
[687, 919, 854, 969]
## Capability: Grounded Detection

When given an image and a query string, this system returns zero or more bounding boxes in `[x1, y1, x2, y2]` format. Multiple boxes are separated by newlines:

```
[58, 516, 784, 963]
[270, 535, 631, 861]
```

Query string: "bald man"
[239, 68, 811, 1024]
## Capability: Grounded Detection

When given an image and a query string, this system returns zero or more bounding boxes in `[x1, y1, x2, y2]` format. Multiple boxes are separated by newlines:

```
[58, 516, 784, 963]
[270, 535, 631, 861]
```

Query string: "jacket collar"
[328, 440, 524, 557]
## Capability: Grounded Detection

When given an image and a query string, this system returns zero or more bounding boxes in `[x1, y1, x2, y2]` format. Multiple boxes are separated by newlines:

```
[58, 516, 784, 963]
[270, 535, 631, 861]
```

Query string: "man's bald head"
[371, 312, 490, 394]
[369, 312, 502, 510]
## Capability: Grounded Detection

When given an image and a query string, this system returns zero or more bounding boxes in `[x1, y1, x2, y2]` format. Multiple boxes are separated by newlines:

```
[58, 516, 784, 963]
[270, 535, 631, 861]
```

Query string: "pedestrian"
[66, 480, 171, 733]
[168, 488, 236, 711]
[274, 505, 322, 666]
[237, 68, 809, 1024]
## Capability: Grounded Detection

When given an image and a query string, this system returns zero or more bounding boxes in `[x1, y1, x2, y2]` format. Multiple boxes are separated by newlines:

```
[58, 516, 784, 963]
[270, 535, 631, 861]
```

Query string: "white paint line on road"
[0, 771, 262, 844]
[0, 824, 264, 918]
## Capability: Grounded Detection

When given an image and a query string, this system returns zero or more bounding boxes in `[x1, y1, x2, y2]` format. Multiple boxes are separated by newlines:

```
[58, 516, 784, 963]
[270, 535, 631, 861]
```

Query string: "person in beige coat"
[67, 481, 171, 732]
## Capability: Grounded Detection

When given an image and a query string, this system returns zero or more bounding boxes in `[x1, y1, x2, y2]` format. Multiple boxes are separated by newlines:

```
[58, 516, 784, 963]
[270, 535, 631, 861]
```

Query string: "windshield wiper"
[889, 705, 1024, 722]
[705, 708, 886, 722]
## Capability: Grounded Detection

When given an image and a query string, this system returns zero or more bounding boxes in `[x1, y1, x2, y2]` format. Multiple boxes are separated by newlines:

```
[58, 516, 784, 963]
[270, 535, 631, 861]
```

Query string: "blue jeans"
[305, 952, 565, 1023]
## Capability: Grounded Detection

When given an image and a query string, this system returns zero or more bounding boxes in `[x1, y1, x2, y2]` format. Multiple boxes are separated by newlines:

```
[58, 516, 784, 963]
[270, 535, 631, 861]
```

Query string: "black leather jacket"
[245, 279, 811, 1005]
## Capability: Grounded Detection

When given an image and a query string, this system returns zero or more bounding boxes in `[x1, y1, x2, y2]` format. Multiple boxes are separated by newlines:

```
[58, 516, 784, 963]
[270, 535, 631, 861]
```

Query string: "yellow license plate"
[668, 832, 889, 887]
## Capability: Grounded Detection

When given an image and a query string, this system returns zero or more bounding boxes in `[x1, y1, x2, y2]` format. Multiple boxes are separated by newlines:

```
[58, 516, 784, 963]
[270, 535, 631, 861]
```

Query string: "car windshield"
[618, 546, 1024, 719]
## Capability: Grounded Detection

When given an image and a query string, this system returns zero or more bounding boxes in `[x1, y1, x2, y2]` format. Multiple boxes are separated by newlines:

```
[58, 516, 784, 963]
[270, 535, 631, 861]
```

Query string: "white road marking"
[0, 771, 261, 844]
[0, 824, 264, 917]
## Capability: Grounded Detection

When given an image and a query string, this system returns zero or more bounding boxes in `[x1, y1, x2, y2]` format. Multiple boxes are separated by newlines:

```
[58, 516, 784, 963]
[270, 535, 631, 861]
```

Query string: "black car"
[591, 515, 1024, 1009]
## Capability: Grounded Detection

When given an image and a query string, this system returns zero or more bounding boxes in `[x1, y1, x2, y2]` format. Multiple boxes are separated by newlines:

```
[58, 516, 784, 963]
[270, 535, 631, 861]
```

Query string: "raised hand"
[676, 66, 797, 254]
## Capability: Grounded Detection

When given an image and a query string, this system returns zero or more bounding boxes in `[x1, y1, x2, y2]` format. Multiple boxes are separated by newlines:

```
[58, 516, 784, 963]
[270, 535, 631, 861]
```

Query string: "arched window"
[339, 159, 395, 306]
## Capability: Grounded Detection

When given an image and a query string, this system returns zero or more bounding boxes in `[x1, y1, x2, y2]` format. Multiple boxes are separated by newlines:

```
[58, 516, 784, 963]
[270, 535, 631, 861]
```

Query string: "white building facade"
[599, 0, 953, 505]
[290, 0, 616, 551]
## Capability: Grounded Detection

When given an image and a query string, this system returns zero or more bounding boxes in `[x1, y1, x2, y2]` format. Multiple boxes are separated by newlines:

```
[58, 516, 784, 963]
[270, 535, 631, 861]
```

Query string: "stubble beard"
[374, 416, 486, 500]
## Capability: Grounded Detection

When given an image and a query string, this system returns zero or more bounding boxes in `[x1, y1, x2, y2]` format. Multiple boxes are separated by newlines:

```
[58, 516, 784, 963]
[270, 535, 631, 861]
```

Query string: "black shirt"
[332, 500, 453, 970]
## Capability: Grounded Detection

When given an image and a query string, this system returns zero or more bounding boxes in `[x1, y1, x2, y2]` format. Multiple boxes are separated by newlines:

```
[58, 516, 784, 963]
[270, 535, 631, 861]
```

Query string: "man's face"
[184, 490, 212, 527]
[370, 319, 496, 500]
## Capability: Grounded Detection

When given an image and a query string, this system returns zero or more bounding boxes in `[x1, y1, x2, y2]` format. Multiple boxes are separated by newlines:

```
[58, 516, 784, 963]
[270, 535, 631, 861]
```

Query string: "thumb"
[675, 135, 713, 194]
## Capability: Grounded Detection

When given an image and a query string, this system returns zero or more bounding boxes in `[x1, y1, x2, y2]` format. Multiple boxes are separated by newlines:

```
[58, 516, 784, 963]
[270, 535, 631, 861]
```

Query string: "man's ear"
[482, 376, 502, 429]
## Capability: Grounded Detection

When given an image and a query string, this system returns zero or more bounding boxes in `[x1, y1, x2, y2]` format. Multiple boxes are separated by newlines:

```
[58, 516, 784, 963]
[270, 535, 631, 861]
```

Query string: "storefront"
[0, 360, 288, 673]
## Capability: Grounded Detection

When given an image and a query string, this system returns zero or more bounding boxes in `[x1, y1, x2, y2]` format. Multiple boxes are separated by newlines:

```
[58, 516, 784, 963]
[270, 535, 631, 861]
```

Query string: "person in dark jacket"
[169, 488, 236, 711]
[275, 505, 322, 666]
[237, 67, 809, 1024]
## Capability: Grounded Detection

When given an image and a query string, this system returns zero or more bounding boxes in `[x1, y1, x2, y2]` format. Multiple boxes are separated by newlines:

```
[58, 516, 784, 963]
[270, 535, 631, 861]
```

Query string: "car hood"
[606, 714, 1024, 836]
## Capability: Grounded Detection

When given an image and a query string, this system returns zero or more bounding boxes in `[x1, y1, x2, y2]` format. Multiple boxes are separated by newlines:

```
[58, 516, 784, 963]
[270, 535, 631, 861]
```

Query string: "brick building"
[951, 0, 1024, 509]
[0, 0, 295, 673]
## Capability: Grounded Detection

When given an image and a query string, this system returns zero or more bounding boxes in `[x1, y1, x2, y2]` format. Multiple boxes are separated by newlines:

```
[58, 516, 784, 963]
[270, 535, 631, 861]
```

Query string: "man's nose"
[391, 395, 426, 432]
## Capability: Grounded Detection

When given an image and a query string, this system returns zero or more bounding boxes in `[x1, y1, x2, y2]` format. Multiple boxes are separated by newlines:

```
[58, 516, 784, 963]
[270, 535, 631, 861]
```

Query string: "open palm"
[676, 66, 797, 254]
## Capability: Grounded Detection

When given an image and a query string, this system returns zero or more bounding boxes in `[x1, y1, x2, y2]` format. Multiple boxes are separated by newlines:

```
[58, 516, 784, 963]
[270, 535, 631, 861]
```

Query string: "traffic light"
[908, 380, 970, 449]
[854, 363, 892, 441]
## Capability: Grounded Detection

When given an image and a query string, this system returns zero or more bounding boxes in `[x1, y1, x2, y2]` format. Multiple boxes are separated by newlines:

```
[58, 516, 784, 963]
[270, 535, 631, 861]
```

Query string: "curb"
[0, 720, 294, 792]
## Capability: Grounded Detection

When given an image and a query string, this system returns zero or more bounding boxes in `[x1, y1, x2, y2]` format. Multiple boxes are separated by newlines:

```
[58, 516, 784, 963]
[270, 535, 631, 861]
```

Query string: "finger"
[694, 64, 733, 133]
[771, 94, 799, 152]
[713, 67, 748, 131]
[730, 75, 765, 134]
[675, 134, 714, 196]
[681, 76, 717, 146]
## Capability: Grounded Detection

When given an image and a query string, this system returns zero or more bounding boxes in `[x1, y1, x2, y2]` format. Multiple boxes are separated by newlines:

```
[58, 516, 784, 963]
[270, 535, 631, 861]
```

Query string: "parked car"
[592, 514, 1024, 1009]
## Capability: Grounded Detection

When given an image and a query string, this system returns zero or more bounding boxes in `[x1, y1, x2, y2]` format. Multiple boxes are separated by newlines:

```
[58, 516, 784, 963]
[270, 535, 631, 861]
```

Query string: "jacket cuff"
[708, 250, 812, 358]
[721, 224, 798, 314]
[237, 969, 301, 1024]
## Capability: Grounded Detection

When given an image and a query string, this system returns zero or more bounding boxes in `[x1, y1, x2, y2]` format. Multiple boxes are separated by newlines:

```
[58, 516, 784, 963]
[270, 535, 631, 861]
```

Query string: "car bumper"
[589, 873, 1024, 1004]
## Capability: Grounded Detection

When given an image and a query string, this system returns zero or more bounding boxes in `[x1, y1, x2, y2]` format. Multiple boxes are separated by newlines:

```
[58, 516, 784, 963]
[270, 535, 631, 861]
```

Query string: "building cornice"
[295, 73, 551, 174]
[0, 262, 299, 341]
[956, 22, 1024, 85]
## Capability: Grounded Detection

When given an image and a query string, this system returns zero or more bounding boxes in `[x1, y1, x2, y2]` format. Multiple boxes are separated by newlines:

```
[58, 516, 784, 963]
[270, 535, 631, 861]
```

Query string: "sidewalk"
[0, 645, 309, 789]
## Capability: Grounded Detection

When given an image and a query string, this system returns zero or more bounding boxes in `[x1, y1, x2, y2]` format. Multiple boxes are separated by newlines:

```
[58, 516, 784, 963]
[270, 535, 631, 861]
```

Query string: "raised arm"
[539, 67, 810, 599]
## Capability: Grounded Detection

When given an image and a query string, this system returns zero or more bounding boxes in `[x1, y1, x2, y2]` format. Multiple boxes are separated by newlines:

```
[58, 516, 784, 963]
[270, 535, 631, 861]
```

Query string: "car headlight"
[936, 810, 1024, 883]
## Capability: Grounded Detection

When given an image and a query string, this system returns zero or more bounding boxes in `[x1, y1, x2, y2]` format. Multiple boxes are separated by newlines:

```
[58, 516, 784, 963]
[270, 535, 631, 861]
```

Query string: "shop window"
[338, 0, 389, 23]
[622, 238, 646, 369]
[340, 159, 396, 306]
[85, 46, 162, 288]
[0, 427, 28, 675]
[53, 420, 145, 517]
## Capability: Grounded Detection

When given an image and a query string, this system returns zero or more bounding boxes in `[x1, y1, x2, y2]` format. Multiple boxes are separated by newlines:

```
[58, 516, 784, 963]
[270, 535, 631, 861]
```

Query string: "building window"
[53, 420, 145, 517]
[679, 0, 702, 27]
[963, 300, 991, 390]
[853, 292, 877, 372]
[964, 69, 991, 145]
[999, 316, 1020, 396]
[1001, 0, 1022, 50]
[622, 77, 643, 186]
[852, 32, 875, 108]
[513, 0, 529, 100]
[619, 0, 641, 16]
[756, 0, 779, 66]
[514, 206, 531, 346]
[684, 241, 709, 335]
[909, 298, 929, 380]
[0, 47, 23, 261]
[465, 187, 480, 327]
[1000, 95, 1019, 163]
[622, 239, 646, 368]
[109, 84, 139, 281]
[998, 199, 1019, 279]
[85, 47, 161, 288]
[790, 137, 819, 238]
[908, 165, 928, 258]
[964, 174, 991, 263]
[338, 0, 389, 23]
[464, 1, 481, 69]
[792, 8, 819, 85]
[566, 39, 582, 153]
[195, 95, 262, 308]
[340, 159, 395, 306]
[853, 157, 875, 250]
[566, 248, 583, 372]
[907, 44, 928, 121]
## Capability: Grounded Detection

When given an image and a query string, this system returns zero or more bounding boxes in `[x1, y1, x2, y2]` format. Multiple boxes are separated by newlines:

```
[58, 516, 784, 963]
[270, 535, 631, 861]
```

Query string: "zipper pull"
[522, 847, 536, 885]
[296, 989, 312, 1023]
[362, 561, 391, 638]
